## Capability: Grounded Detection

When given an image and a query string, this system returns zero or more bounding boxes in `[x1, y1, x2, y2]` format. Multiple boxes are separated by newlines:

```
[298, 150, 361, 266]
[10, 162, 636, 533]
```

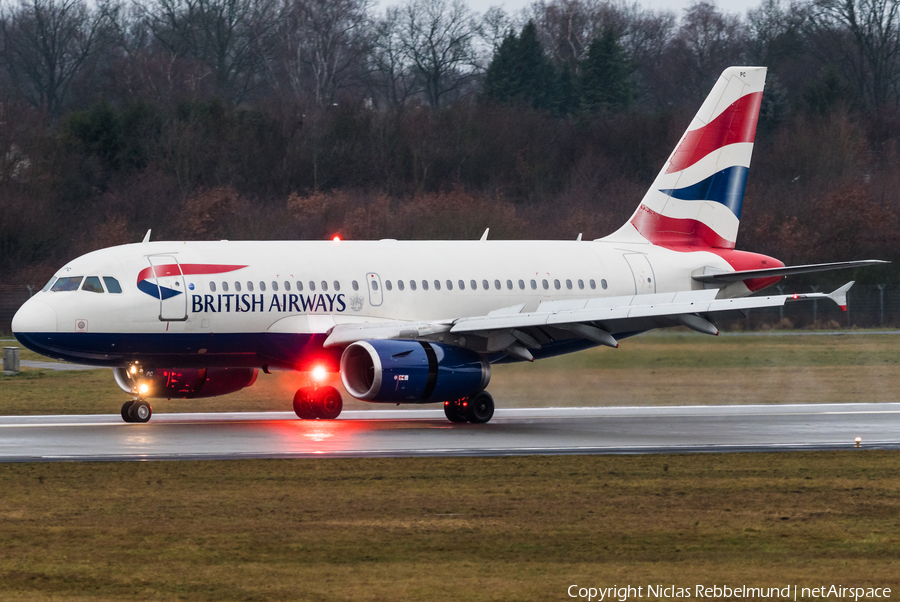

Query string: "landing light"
[138, 383, 150, 395]
[311, 366, 327, 382]
[130, 365, 137, 375]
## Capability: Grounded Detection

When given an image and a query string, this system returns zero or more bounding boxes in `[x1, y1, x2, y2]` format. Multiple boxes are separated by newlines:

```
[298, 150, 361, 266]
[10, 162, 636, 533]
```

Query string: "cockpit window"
[51, 276, 84, 292]
[103, 277, 123, 294]
[82, 276, 104, 293]
[41, 277, 57, 292]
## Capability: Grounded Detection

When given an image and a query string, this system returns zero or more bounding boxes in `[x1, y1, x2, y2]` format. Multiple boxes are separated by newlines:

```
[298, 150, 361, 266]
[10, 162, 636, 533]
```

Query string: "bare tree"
[369, 6, 419, 108]
[0, 0, 119, 116]
[400, 0, 478, 107]
[811, 0, 900, 109]
[275, 0, 372, 106]
[139, 0, 279, 102]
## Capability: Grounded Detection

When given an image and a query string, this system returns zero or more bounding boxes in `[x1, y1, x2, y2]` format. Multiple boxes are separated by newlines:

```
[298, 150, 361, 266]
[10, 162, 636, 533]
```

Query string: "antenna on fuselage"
[480, 228, 489, 241]
[576, 233, 582, 241]
[142, 229, 151, 244]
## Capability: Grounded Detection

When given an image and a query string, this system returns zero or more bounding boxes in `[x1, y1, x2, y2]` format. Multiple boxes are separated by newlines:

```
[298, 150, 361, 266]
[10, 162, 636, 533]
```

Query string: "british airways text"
[191, 294, 347, 313]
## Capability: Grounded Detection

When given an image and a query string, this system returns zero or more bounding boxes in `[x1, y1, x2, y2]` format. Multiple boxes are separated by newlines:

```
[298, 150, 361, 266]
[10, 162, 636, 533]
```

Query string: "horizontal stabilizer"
[692, 260, 888, 283]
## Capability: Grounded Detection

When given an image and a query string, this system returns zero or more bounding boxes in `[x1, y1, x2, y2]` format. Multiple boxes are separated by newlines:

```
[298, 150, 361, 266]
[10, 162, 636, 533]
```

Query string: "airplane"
[12, 66, 885, 424]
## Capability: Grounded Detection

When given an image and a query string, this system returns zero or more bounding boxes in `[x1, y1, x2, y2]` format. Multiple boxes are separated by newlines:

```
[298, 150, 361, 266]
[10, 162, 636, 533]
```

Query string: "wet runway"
[0, 403, 898, 462]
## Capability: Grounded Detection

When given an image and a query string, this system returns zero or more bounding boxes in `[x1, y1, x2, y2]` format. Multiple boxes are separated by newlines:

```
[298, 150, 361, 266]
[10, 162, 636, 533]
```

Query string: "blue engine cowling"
[340, 340, 491, 403]
[114, 367, 258, 399]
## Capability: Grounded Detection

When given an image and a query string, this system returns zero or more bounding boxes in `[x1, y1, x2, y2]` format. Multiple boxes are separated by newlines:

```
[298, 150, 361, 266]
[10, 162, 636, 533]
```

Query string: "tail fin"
[610, 67, 766, 249]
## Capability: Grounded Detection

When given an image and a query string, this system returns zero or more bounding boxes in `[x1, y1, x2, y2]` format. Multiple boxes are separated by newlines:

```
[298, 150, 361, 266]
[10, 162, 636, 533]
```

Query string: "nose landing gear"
[121, 399, 152, 423]
[293, 385, 343, 420]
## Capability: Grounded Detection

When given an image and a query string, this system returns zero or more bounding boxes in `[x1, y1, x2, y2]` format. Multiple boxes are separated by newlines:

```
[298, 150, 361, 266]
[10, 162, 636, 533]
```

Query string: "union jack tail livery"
[619, 67, 766, 249]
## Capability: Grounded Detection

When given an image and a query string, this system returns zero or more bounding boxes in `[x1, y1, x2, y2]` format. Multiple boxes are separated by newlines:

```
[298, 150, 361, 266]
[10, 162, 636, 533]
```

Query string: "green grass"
[2, 332, 899, 415]
[0, 453, 898, 601]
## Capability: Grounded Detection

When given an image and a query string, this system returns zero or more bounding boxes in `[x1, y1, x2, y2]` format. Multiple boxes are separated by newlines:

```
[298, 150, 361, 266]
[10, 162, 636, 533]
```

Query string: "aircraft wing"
[692, 260, 887, 283]
[324, 283, 854, 360]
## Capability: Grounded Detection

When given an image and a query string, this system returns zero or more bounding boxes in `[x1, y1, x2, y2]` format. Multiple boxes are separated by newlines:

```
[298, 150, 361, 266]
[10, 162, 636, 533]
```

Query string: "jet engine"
[114, 367, 258, 399]
[340, 340, 490, 403]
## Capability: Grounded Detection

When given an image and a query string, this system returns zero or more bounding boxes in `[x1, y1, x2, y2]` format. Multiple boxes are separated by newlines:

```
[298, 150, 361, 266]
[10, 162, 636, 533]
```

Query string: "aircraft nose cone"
[11, 298, 57, 334]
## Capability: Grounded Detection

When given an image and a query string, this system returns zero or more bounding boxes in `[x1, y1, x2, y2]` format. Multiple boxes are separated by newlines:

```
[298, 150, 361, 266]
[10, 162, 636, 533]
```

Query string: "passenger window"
[259, 281, 266, 292]
[103, 277, 123, 294]
[210, 281, 217, 293]
[470, 279, 477, 290]
[506, 280, 513, 290]
[309, 281, 316, 291]
[410, 280, 417, 291]
[321, 281, 328, 291]
[284, 281, 291, 291]
[422, 280, 429, 290]
[82, 276, 104, 293]
[459, 280, 465, 290]
[223, 282, 229, 292]
[494, 279, 501, 290]
[372, 280, 379, 291]
[566, 279, 572, 290]
[334, 281, 340, 291]
[519, 279, 525, 290]
[247, 282, 254, 292]
[398, 280, 405, 291]
[542, 279, 549, 290]
[434, 280, 441, 291]
[601, 279, 608, 290]
[42, 277, 58, 292]
[296, 281, 303, 292]
[590, 279, 596, 290]
[386, 280, 392, 291]
[235, 281, 242, 292]
[352, 280, 359, 291]
[446, 280, 452, 290]
[272, 281, 278, 292]
[530, 279, 537, 290]
[554, 279, 561, 290]
[482, 279, 489, 290]
[52, 277, 83, 291]
[578, 279, 584, 290]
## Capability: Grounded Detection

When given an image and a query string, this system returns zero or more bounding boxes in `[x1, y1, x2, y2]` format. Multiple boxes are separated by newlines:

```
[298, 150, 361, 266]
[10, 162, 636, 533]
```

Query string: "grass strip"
[2, 333, 899, 415]
[0, 452, 898, 601]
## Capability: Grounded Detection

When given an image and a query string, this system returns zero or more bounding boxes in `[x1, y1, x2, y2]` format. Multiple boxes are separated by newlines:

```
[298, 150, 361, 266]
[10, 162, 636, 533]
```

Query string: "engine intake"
[340, 340, 490, 403]
[114, 367, 258, 399]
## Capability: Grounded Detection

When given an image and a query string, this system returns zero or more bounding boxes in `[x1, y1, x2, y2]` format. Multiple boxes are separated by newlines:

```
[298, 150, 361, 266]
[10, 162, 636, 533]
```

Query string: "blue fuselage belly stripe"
[659, 165, 749, 218]
[14, 332, 341, 370]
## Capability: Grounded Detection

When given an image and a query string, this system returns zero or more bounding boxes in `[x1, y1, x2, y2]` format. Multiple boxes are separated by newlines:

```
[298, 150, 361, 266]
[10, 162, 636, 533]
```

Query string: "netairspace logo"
[567, 584, 892, 602]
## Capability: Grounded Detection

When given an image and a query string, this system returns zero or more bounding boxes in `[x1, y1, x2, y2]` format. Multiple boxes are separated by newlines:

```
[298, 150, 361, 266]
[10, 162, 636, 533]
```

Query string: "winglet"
[480, 228, 489, 241]
[142, 229, 152, 244]
[828, 281, 854, 312]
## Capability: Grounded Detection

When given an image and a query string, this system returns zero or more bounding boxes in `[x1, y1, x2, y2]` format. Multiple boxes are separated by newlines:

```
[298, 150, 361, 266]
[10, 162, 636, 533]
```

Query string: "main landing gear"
[121, 400, 152, 423]
[293, 386, 343, 420]
[444, 391, 494, 424]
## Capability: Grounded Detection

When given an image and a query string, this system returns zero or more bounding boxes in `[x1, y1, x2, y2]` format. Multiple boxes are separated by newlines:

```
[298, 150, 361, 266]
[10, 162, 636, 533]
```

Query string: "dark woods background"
[1, 0, 899, 287]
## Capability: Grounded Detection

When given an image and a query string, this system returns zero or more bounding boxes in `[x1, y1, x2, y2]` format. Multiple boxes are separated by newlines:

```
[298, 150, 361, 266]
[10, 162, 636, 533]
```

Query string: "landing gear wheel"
[443, 400, 467, 423]
[293, 387, 318, 419]
[121, 401, 135, 423]
[466, 391, 494, 424]
[314, 386, 343, 420]
[129, 401, 152, 423]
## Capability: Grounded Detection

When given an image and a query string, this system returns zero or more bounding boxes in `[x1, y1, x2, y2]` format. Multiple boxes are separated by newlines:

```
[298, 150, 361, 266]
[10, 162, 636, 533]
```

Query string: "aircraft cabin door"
[624, 253, 656, 295]
[366, 273, 383, 307]
[147, 255, 188, 321]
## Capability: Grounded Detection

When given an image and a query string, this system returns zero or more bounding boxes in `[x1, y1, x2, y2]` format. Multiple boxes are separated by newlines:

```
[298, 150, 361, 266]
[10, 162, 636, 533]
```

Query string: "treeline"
[0, 0, 899, 285]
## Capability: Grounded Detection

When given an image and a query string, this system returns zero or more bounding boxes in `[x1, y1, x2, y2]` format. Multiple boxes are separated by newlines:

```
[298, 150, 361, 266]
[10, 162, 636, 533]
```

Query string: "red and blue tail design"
[613, 67, 766, 249]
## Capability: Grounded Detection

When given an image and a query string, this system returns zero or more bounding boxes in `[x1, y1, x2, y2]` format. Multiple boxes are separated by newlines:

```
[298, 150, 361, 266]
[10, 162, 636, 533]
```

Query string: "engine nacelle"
[340, 340, 490, 403]
[114, 367, 258, 399]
